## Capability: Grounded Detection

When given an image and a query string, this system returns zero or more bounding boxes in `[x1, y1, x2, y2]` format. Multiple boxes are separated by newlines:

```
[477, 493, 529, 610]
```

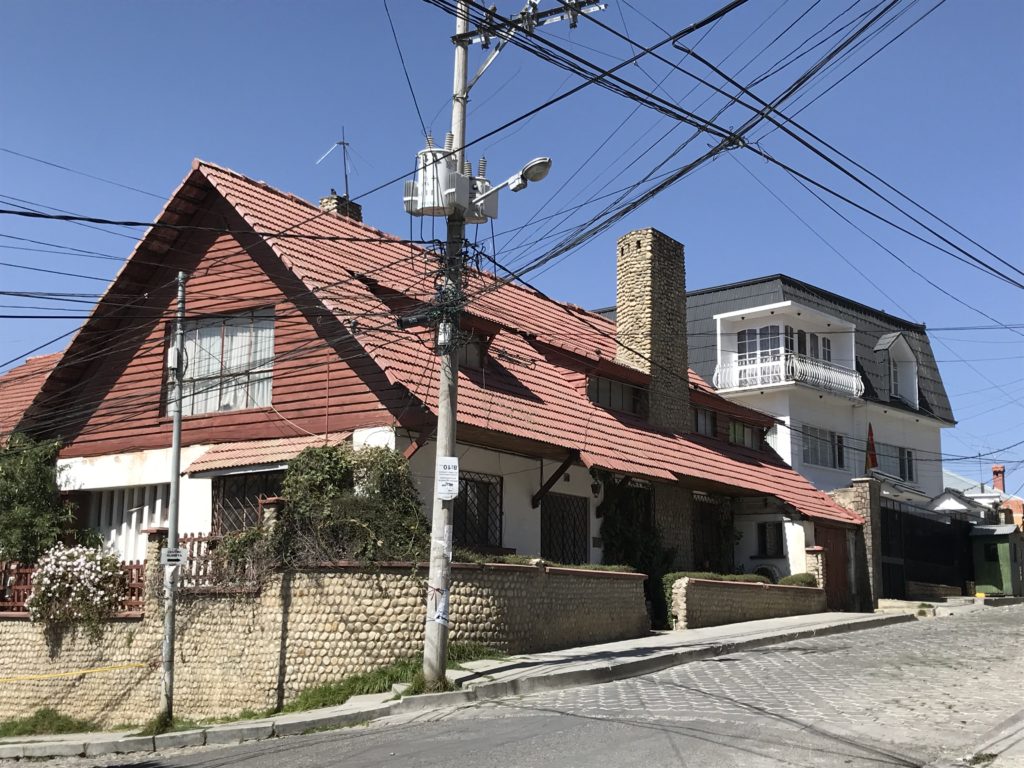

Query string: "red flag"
[865, 423, 878, 473]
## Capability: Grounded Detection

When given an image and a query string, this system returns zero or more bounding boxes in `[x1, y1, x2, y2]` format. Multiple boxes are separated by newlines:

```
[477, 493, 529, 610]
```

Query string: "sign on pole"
[160, 547, 188, 567]
[435, 456, 459, 500]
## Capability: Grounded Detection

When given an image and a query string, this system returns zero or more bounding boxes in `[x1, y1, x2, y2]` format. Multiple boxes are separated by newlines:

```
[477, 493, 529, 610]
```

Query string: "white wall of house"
[732, 502, 808, 580]
[60, 446, 214, 560]
[397, 428, 603, 563]
[725, 384, 945, 498]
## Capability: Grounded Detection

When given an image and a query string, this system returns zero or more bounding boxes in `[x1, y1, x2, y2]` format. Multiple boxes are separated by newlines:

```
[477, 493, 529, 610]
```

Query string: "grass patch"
[0, 709, 98, 738]
[967, 753, 997, 766]
[917, 603, 935, 609]
[282, 642, 503, 713]
[133, 714, 204, 736]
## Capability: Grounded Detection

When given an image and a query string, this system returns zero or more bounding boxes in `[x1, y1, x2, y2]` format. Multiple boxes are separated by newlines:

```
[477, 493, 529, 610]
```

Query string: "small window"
[588, 376, 648, 417]
[900, 448, 914, 483]
[458, 337, 489, 370]
[784, 326, 795, 354]
[692, 407, 717, 437]
[821, 337, 832, 362]
[453, 472, 503, 551]
[877, 442, 916, 482]
[809, 333, 820, 359]
[797, 330, 807, 355]
[802, 425, 845, 469]
[890, 356, 900, 398]
[757, 521, 784, 558]
[729, 420, 760, 450]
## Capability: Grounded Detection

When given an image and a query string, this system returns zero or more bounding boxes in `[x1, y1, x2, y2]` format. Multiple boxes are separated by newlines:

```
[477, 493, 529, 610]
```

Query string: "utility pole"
[160, 270, 186, 722]
[412, 0, 595, 686]
[422, 0, 470, 687]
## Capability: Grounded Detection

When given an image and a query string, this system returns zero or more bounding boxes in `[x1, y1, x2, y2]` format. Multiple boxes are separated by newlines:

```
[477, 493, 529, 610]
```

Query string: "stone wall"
[671, 577, 827, 629]
[0, 549, 648, 727]
[830, 478, 880, 610]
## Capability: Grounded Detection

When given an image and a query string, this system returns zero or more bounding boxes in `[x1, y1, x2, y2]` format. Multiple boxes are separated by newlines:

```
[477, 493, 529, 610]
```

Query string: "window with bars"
[175, 309, 274, 416]
[453, 472, 503, 551]
[212, 471, 284, 534]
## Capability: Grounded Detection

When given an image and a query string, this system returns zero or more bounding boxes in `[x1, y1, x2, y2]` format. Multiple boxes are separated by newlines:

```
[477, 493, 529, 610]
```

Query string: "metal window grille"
[541, 493, 589, 565]
[453, 472, 503, 551]
[213, 471, 284, 534]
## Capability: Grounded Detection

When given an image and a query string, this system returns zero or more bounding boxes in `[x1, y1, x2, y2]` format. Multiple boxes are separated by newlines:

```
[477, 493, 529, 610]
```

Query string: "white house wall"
[59, 446, 214, 559]
[724, 384, 944, 498]
[400, 429, 603, 563]
[732, 500, 808, 579]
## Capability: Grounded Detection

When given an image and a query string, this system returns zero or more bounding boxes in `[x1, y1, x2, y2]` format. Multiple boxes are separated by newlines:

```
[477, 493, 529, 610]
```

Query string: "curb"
[0, 613, 912, 760]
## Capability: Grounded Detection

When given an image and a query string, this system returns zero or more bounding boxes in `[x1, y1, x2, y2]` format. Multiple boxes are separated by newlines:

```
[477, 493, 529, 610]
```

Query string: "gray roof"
[598, 274, 954, 423]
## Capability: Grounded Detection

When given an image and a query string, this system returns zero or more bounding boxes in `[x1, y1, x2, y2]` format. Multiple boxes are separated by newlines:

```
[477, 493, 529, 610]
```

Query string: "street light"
[474, 157, 552, 204]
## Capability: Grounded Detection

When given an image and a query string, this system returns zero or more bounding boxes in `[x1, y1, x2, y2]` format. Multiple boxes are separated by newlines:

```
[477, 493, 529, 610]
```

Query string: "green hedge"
[779, 572, 818, 588]
[662, 571, 770, 626]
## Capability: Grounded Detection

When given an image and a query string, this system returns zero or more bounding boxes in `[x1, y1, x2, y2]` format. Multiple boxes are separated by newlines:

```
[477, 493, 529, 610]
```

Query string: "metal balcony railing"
[713, 353, 865, 398]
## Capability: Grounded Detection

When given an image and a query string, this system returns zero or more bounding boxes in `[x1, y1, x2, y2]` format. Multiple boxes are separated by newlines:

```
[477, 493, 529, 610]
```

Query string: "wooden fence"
[0, 560, 147, 616]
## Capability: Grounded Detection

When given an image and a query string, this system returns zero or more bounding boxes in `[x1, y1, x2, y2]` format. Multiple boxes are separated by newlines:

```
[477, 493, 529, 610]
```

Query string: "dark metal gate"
[541, 493, 589, 565]
[881, 500, 973, 598]
[692, 493, 734, 573]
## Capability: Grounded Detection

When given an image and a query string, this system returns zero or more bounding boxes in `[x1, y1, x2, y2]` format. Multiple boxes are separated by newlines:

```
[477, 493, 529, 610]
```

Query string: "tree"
[0, 434, 73, 564]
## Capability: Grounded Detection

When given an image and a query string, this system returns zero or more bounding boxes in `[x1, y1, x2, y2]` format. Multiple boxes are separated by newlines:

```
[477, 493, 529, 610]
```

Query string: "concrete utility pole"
[160, 270, 186, 722]
[422, 0, 470, 687]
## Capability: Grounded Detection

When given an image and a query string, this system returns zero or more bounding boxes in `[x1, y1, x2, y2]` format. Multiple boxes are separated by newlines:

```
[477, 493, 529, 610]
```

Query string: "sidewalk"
[0, 611, 910, 760]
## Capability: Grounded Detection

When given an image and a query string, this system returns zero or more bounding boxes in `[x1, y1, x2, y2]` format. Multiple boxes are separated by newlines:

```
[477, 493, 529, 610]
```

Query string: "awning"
[186, 432, 351, 477]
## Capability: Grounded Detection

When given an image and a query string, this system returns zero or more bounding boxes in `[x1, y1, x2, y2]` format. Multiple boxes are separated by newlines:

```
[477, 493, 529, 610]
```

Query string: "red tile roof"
[41, 160, 859, 526]
[0, 353, 62, 442]
[193, 161, 859, 525]
[186, 432, 351, 475]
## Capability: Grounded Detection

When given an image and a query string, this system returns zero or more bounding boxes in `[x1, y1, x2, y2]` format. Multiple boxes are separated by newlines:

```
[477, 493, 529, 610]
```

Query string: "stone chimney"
[615, 228, 689, 432]
[319, 189, 363, 222]
[993, 464, 1006, 493]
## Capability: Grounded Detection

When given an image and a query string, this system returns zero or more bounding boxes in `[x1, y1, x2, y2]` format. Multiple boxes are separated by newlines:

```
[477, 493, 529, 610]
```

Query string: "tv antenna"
[316, 126, 352, 198]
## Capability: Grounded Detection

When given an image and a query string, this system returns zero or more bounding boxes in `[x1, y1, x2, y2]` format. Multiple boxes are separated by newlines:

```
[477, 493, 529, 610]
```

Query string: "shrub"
[0, 435, 73, 564]
[26, 544, 123, 639]
[779, 572, 818, 588]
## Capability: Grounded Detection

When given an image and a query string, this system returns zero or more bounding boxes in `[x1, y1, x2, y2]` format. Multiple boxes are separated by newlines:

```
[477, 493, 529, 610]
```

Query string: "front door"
[541, 493, 589, 565]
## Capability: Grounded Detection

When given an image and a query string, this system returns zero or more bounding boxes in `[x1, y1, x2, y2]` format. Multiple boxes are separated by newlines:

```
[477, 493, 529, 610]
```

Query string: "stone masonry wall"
[672, 577, 826, 629]
[830, 478, 880, 610]
[0, 552, 648, 727]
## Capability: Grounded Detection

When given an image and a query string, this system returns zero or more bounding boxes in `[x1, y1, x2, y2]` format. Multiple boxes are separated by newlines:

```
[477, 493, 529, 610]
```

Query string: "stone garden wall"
[671, 577, 826, 629]
[0, 541, 648, 727]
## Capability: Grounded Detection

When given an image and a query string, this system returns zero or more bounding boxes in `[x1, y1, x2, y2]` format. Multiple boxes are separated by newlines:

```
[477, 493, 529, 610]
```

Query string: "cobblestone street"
[21, 606, 1024, 768]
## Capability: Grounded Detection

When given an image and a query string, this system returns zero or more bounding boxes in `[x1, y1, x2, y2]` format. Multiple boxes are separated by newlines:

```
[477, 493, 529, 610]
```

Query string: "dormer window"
[588, 375, 648, 417]
[458, 337, 491, 371]
[729, 420, 761, 450]
[692, 407, 717, 437]
[875, 332, 918, 408]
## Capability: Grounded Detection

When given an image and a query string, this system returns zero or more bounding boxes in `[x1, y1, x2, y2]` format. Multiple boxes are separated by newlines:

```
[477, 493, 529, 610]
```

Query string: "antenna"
[315, 127, 352, 198]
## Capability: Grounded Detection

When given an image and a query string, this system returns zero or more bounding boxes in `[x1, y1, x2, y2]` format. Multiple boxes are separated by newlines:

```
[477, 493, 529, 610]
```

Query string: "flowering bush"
[26, 544, 123, 639]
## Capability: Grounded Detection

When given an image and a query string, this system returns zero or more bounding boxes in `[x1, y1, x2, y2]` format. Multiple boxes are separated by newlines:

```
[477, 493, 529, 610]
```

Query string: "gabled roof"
[681, 274, 954, 424]
[23, 160, 860, 525]
[0, 352, 62, 441]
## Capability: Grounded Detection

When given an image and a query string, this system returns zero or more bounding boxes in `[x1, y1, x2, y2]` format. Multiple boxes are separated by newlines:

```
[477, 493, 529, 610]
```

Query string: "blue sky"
[1, 1, 1021, 490]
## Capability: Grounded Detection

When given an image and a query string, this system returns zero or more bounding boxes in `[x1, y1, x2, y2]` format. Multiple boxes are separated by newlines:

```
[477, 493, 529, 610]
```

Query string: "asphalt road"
[34, 605, 1024, 768]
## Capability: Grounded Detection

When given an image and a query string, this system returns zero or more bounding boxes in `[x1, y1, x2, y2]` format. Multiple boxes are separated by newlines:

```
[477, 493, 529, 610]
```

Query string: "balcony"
[713, 353, 865, 398]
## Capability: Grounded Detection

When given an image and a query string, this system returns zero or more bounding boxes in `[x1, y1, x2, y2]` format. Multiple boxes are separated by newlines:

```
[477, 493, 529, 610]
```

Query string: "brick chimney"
[319, 189, 363, 222]
[993, 464, 1006, 493]
[615, 228, 689, 432]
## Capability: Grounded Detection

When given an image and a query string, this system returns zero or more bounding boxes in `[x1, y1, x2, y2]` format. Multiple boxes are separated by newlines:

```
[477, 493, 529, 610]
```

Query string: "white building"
[681, 275, 954, 499]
